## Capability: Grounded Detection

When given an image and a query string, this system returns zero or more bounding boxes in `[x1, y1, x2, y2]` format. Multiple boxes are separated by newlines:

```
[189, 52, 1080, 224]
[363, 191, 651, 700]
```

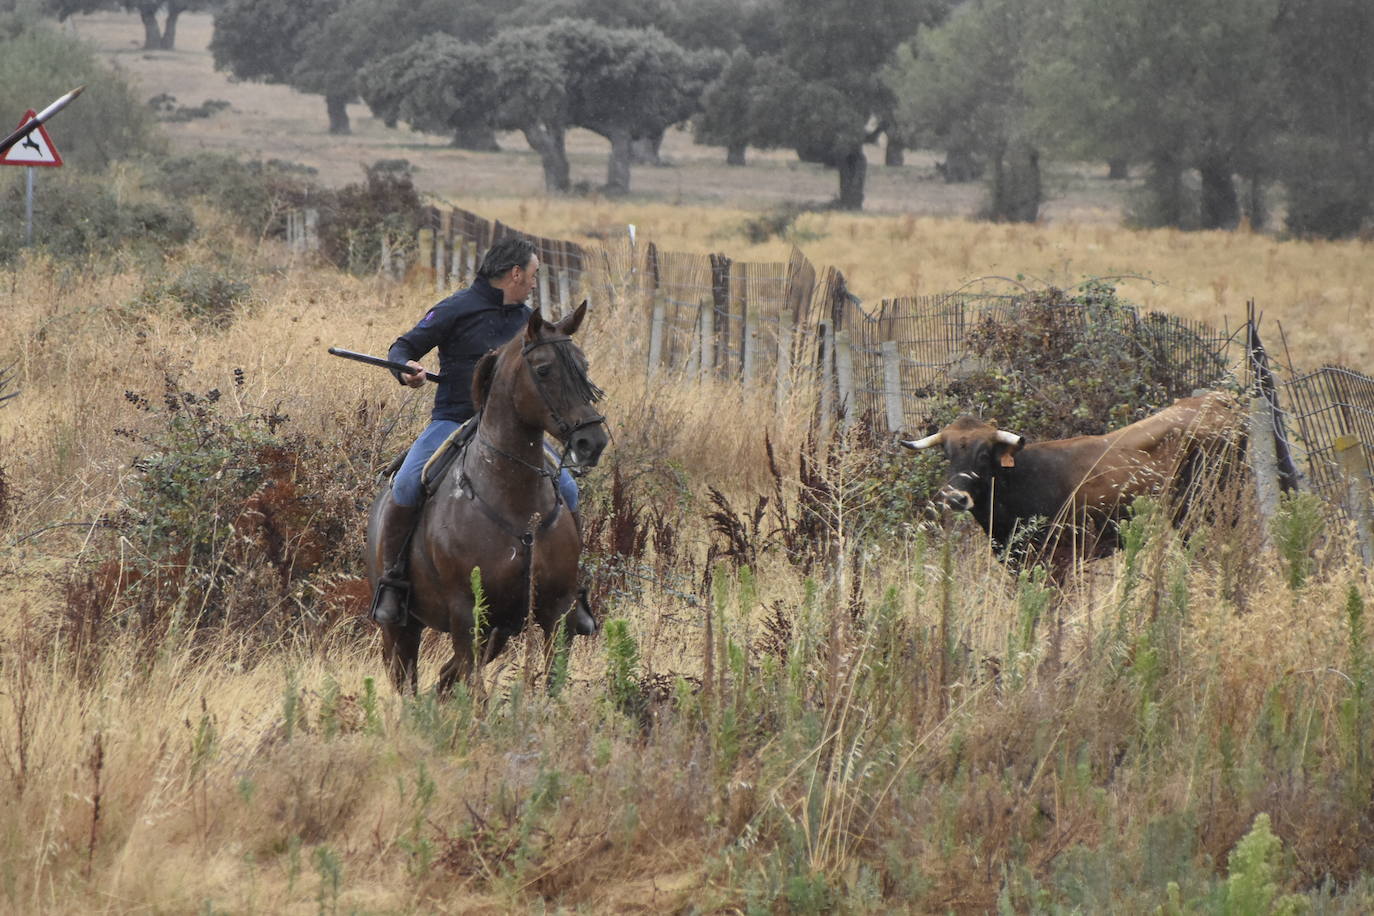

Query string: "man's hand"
[401, 360, 428, 388]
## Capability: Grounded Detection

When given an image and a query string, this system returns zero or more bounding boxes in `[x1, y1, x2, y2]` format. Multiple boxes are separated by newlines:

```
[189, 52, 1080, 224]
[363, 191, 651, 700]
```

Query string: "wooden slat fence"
[294, 204, 1374, 550]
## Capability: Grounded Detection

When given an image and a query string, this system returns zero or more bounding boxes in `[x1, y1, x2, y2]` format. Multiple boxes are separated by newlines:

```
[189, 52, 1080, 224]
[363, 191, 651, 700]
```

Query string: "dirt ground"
[69, 10, 1134, 222]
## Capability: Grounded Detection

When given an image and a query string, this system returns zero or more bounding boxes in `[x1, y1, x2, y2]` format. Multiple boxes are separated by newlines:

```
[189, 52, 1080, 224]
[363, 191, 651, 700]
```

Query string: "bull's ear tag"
[1000, 453, 1016, 468]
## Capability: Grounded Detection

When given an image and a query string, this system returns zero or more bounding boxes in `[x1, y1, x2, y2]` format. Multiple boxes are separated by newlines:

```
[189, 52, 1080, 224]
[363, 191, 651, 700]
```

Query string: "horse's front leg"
[381, 619, 423, 695]
[435, 625, 513, 696]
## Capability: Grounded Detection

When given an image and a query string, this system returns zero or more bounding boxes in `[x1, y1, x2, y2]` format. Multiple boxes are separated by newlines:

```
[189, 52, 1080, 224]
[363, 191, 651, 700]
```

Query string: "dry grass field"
[0, 10, 1372, 915]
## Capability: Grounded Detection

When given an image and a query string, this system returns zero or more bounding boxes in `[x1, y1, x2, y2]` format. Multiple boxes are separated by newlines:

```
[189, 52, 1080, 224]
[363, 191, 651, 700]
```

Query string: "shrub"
[146, 153, 320, 239]
[0, 170, 195, 264]
[740, 203, 823, 244]
[60, 373, 377, 657]
[316, 160, 424, 273]
[941, 281, 1231, 443]
[134, 264, 257, 329]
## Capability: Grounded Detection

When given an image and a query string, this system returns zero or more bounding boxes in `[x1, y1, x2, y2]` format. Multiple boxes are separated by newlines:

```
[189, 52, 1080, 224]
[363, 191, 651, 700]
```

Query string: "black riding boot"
[371, 503, 419, 625]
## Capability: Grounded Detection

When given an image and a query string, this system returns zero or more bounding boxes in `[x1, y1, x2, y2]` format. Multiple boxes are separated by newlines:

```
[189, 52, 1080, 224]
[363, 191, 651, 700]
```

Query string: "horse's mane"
[471, 349, 498, 411]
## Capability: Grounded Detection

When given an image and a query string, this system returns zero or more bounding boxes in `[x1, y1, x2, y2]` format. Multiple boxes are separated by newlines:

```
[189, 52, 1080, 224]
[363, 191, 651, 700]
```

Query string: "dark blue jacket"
[387, 277, 532, 423]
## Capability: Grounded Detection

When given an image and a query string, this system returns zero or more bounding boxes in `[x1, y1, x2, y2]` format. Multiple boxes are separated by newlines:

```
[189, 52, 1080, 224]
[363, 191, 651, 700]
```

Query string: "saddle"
[420, 418, 478, 498]
[380, 417, 567, 503]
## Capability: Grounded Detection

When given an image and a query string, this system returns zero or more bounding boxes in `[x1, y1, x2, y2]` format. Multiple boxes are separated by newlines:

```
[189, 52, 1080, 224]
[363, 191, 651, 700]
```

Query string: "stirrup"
[370, 575, 410, 624]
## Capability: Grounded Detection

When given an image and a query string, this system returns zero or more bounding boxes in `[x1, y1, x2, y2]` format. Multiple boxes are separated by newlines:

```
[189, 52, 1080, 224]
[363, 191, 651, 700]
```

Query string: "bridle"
[520, 333, 605, 446]
[460, 331, 606, 547]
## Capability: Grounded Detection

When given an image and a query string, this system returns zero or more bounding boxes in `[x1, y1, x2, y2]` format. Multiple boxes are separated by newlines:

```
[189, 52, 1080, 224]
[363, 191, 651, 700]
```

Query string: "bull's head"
[901, 416, 1025, 512]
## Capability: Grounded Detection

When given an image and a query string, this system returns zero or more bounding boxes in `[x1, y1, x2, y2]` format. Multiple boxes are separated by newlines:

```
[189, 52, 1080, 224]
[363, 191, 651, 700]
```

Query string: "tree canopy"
[47, 0, 218, 49]
[698, 0, 947, 209]
[361, 18, 720, 195]
[886, 0, 1047, 221]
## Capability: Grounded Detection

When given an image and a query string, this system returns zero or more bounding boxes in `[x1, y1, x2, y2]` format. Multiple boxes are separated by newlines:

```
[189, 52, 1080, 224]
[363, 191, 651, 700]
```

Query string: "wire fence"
[291, 205, 1374, 547]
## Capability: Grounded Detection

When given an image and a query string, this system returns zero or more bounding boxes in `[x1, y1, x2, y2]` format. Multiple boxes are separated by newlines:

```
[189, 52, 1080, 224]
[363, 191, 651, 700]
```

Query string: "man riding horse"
[371, 236, 580, 624]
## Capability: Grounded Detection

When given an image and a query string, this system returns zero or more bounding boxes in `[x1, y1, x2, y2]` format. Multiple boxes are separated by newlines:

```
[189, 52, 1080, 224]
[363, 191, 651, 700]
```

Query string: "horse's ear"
[524, 307, 546, 341]
[555, 300, 588, 336]
[472, 350, 497, 410]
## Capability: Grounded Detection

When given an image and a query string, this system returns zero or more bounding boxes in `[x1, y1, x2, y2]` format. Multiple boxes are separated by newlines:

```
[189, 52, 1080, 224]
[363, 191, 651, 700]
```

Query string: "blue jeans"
[392, 418, 579, 511]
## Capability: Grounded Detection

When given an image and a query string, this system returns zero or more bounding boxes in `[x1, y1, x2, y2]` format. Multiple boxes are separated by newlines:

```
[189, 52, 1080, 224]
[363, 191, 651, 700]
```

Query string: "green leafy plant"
[1272, 491, 1326, 590]
[135, 265, 256, 329]
[1222, 813, 1305, 915]
[952, 281, 1230, 443]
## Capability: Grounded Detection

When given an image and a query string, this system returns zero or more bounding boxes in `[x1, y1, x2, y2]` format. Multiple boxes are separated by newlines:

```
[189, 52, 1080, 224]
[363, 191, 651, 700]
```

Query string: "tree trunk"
[1011, 145, 1041, 222]
[1242, 173, 1268, 231]
[835, 147, 866, 210]
[1108, 157, 1129, 179]
[987, 142, 1041, 222]
[726, 142, 746, 166]
[606, 130, 633, 195]
[450, 125, 500, 152]
[326, 94, 351, 135]
[139, 9, 161, 50]
[1199, 156, 1240, 230]
[1143, 152, 1184, 227]
[940, 147, 980, 183]
[160, 4, 182, 50]
[885, 138, 905, 167]
[630, 131, 663, 166]
[522, 124, 570, 192]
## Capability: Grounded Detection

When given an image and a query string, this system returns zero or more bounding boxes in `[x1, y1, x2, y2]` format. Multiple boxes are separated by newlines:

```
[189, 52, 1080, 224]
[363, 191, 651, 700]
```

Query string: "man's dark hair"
[477, 237, 537, 280]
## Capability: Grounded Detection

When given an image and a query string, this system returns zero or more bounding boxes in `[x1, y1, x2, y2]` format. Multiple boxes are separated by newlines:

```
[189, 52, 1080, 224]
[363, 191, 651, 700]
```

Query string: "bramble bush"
[707, 283, 1238, 564]
[60, 372, 381, 665]
[951, 281, 1232, 442]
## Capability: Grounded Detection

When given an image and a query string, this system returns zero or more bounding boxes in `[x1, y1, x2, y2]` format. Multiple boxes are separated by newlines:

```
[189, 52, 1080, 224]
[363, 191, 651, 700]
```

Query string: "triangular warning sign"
[0, 110, 63, 167]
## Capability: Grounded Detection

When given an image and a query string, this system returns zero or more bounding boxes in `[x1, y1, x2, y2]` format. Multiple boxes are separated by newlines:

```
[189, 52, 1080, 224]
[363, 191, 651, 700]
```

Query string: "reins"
[454, 331, 605, 556]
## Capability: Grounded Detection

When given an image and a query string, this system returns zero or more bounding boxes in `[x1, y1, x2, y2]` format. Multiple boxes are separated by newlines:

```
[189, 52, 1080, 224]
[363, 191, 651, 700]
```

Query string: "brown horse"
[366, 303, 609, 694]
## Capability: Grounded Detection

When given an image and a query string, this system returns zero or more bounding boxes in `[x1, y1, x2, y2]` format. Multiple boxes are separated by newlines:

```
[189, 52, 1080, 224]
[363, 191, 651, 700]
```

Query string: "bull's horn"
[995, 429, 1024, 447]
[900, 431, 944, 450]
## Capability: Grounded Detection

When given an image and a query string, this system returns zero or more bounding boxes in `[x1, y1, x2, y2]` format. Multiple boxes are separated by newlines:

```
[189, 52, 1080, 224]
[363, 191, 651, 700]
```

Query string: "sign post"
[0, 105, 69, 246]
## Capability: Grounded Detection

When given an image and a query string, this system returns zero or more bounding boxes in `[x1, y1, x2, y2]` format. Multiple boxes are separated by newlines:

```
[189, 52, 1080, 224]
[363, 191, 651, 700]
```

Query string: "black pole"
[328, 347, 444, 383]
[0, 87, 83, 157]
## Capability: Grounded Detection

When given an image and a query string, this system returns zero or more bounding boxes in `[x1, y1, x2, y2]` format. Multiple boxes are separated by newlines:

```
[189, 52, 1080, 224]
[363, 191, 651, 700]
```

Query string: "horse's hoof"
[571, 589, 598, 636]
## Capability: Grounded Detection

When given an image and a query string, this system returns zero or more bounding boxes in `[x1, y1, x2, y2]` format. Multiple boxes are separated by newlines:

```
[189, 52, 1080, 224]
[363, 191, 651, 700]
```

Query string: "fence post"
[699, 297, 716, 379]
[537, 258, 551, 315]
[434, 230, 446, 294]
[645, 243, 664, 378]
[709, 253, 731, 377]
[558, 268, 572, 318]
[881, 340, 904, 434]
[776, 314, 794, 410]
[1247, 396, 1282, 541]
[818, 319, 833, 438]
[835, 328, 855, 428]
[417, 228, 434, 286]
[1335, 435, 1374, 564]
[742, 306, 756, 384]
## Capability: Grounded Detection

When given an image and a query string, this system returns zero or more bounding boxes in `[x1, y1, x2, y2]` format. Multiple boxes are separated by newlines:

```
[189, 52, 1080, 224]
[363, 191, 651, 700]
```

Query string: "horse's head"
[497, 301, 609, 470]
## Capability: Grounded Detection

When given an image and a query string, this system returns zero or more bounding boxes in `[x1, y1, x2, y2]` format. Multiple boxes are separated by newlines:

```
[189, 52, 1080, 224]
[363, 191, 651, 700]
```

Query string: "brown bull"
[901, 392, 1245, 572]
